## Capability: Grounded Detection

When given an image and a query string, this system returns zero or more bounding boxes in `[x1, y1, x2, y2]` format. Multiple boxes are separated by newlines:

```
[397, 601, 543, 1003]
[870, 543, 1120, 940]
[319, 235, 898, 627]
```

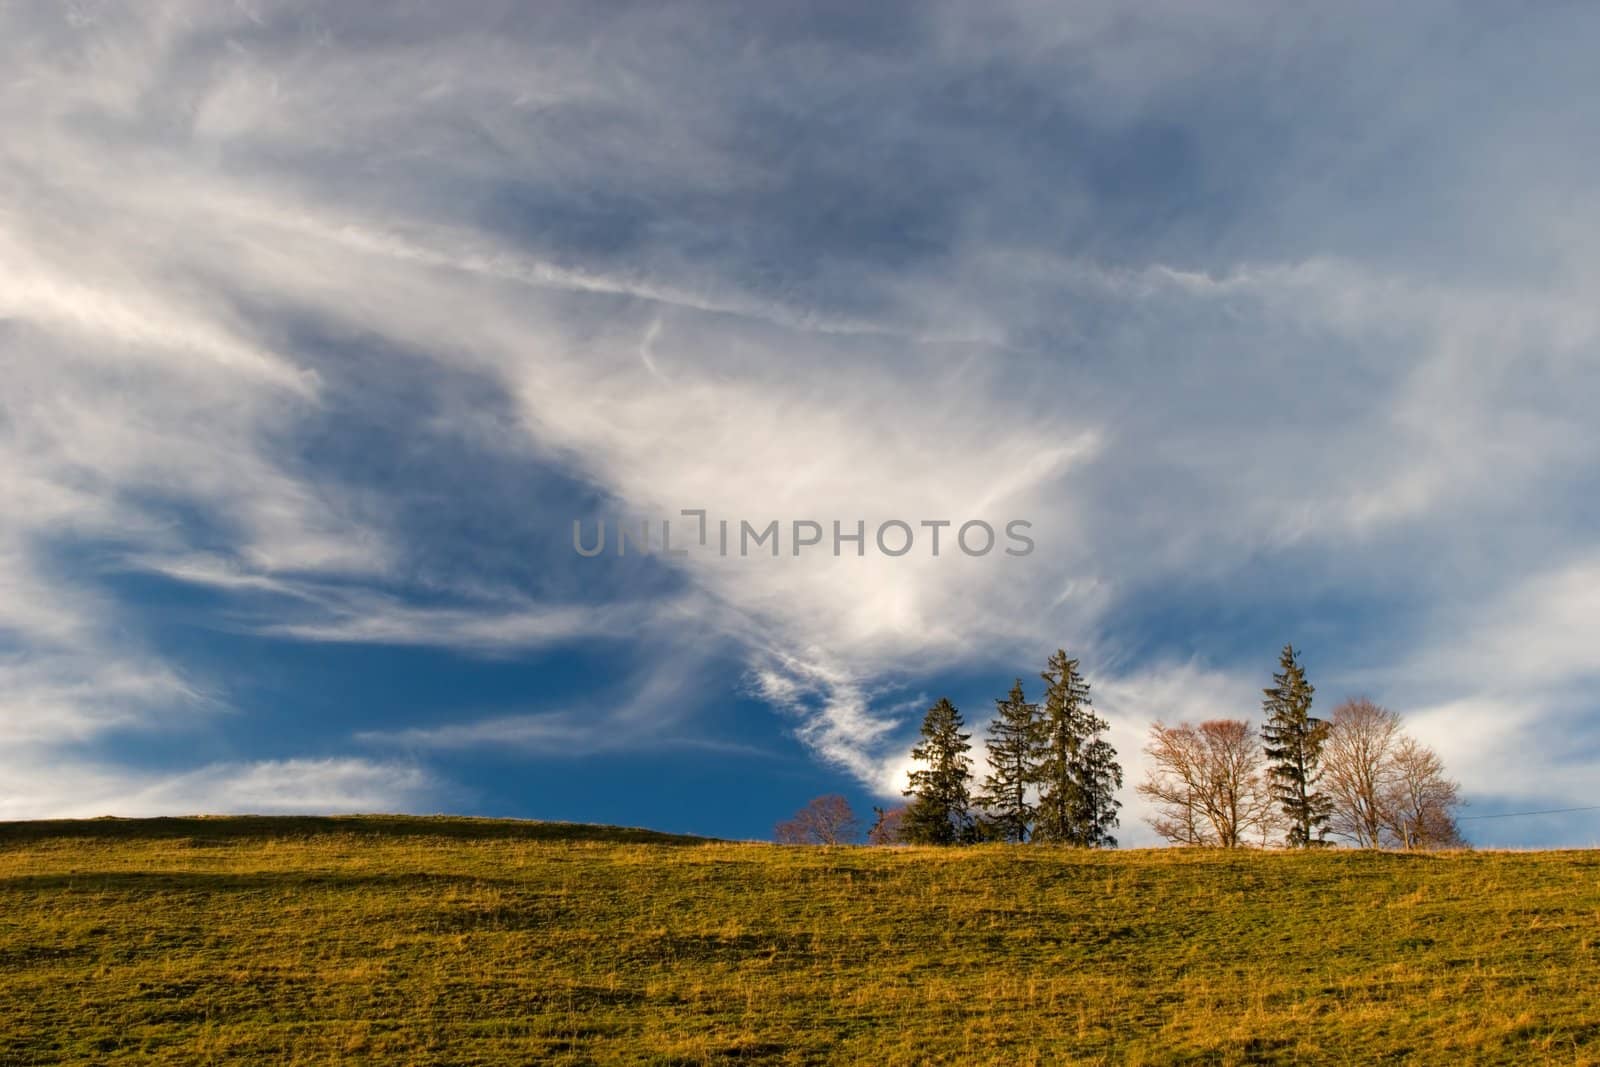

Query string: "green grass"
[2, 817, 1598, 1065]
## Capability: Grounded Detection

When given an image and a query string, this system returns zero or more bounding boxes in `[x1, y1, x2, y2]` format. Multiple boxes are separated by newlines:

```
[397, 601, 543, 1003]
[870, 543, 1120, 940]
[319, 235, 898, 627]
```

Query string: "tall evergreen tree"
[901, 698, 974, 845]
[1075, 730, 1124, 849]
[977, 680, 1044, 843]
[1260, 644, 1332, 847]
[1035, 650, 1123, 847]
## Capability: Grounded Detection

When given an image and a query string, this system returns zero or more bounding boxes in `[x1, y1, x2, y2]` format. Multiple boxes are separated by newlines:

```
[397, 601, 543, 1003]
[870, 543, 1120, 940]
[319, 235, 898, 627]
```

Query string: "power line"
[1458, 804, 1600, 822]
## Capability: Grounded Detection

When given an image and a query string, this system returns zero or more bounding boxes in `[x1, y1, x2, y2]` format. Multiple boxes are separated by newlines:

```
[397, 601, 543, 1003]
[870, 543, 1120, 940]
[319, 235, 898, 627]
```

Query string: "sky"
[2, 1, 1598, 846]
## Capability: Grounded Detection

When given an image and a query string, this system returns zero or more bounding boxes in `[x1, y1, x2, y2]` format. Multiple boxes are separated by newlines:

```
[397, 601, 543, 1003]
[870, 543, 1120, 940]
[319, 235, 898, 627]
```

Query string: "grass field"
[2, 817, 1598, 1065]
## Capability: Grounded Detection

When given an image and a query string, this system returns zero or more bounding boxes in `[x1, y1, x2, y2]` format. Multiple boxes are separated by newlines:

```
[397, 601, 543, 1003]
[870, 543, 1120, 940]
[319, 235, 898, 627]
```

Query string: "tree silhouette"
[1260, 645, 1332, 847]
[976, 679, 1045, 843]
[774, 795, 860, 845]
[902, 698, 974, 845]
[1035, 650, 1122, 847]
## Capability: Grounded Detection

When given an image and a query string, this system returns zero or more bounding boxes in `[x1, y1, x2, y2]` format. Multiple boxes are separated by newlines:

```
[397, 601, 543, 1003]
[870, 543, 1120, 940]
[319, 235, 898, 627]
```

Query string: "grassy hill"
[2, 817, 1597, 1065]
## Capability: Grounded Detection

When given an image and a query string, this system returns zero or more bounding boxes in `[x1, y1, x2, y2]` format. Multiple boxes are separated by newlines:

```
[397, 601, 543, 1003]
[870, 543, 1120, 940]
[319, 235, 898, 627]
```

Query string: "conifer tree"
[1075, 729, 1124, 849]
[1035, 650, 1123, 847]
[1260, 644, 1332, 847]
[977, 680, 1044, 843]
[901, 698, 974, 845]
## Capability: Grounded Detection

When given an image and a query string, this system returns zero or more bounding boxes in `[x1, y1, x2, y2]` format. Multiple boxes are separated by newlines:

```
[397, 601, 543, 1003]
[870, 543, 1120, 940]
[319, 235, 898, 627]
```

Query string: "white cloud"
[0, 2, 1597, 835]
[356, 653, 756, 757]
[256, 594, 637, 652]
[0, 757, 435, 821]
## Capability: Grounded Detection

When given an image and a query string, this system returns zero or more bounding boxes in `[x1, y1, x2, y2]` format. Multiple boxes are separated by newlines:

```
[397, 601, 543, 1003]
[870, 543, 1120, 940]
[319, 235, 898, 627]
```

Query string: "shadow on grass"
[0, 814, 719, 846]
[0, 869, 500, 893]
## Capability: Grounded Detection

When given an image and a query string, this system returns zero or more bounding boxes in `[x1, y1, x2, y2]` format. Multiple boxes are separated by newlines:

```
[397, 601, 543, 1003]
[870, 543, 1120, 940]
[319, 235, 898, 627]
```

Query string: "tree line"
[1141, 645, 1463, 849]
[896, 649, 1124, 845]
[779, 649, 1125, 847]
[775, 644, 1464, 850]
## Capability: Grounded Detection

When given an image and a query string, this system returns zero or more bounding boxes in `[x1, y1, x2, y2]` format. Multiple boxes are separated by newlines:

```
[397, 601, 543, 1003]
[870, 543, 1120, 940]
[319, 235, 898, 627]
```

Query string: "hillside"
[2, 817, 1597, 1065]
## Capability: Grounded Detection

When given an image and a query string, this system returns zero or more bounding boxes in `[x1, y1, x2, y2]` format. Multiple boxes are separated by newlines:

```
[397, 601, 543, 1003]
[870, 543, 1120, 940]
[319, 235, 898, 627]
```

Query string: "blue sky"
[2, 1, 1598, 845]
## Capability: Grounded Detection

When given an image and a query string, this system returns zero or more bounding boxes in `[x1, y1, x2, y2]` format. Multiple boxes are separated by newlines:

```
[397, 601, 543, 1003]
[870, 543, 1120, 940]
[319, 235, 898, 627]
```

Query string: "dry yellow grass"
[2, 817, 1598, 1064]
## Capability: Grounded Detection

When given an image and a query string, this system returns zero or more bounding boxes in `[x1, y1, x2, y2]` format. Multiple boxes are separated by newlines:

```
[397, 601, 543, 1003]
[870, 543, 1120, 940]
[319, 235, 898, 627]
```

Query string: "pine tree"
[1260, 644, 1332, 847]
[901, 698, 974, 845]
[1036, 650, 1086, 844]
[1076, 731, 1124, 849]
[977, 680, 1044, 843]
[1035, 650, 1123, 847]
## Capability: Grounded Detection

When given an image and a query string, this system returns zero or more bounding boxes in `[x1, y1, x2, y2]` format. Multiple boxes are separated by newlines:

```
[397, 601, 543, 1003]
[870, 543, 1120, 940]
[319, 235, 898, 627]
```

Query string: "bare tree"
[1204, 719, 1282, 848]
[866, 805, 906, 845]
[774, 795, 861, 845]
[1323, 698, 1403, 847]
[1139, 722, 1207, 845]
[1139, 720, 1277, 847]
[1380, 738, 1465, 849]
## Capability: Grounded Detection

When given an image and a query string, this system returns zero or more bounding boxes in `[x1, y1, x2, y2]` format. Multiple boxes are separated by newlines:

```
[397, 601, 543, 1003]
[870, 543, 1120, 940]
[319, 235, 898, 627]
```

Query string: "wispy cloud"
[2, 1, 1597, 839]
[0, 757, 435, 821]
[356, 655, 764, 758]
